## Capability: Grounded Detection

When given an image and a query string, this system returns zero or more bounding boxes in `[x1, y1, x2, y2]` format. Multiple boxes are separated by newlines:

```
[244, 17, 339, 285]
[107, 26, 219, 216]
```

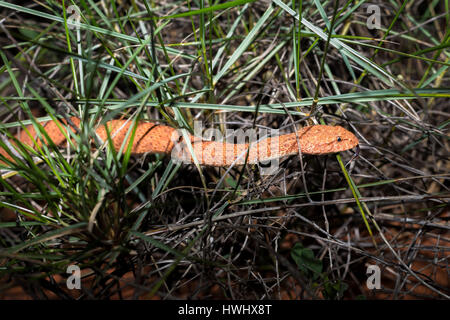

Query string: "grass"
[0, 0, 449, 299]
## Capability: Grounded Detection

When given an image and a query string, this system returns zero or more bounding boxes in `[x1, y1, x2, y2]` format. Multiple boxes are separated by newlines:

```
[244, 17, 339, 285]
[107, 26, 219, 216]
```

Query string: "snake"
[0, 117, 359, 166]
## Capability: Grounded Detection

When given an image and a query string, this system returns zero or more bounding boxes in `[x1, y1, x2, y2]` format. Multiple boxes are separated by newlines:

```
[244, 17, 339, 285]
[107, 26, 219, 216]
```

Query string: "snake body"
[0, 117, 359, 166]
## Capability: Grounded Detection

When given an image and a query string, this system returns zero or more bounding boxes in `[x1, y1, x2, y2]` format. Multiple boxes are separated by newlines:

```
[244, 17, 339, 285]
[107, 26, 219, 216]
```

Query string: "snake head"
[299, 125, 359, 155]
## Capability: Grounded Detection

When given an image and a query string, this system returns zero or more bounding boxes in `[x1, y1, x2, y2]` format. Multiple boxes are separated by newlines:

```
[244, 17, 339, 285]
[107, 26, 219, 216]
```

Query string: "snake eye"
[337, 136, 342, 142]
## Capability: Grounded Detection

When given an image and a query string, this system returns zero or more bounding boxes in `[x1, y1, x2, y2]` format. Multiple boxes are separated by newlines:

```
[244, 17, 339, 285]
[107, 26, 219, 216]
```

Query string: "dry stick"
[143, 193, 449, 236]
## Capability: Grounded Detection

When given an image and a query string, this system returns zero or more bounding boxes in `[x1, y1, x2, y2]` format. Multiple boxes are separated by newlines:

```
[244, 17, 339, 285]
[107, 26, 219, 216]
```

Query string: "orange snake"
[0, 117, 359, 166]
